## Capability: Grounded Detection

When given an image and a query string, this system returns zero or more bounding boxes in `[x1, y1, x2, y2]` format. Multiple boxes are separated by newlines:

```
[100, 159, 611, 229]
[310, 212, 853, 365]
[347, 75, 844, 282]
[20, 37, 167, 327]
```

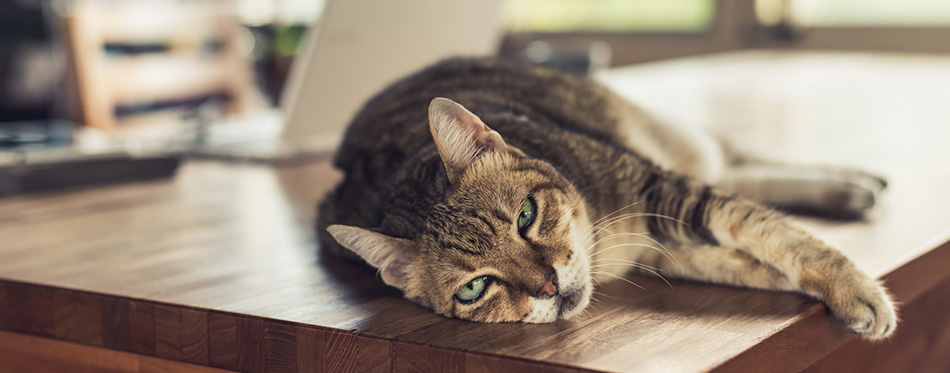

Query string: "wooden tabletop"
[2, 50, 950, 372]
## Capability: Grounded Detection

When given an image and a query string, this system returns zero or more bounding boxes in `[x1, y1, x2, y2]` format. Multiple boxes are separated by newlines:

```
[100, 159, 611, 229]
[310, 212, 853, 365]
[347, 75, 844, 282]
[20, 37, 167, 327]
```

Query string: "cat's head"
[328, 97, 593, 323]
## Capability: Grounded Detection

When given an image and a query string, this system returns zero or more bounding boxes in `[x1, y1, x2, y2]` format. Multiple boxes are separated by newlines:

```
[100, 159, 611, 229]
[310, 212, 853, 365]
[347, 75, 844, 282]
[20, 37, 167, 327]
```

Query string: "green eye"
[518, 198, 536, 231]
[456, 276, 490, 302]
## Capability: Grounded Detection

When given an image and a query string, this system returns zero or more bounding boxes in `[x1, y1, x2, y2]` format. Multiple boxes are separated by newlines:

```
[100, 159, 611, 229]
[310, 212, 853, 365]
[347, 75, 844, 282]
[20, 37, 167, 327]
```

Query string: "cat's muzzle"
[556, 287, 586, 318]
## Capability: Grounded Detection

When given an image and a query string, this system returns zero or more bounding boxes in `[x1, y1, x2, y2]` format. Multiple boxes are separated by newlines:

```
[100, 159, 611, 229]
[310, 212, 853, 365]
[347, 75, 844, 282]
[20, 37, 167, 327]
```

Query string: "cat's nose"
[538, 274, 559, 298]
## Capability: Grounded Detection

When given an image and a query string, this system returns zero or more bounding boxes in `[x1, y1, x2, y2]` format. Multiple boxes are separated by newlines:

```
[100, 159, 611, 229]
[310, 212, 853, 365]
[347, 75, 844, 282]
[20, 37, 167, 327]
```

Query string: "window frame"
[500, 0, 950, 66]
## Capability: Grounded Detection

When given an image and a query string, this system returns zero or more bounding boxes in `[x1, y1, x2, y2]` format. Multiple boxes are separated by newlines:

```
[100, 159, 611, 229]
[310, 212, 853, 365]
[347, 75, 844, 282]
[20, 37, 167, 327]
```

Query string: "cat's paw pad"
[826, 286, 897, 339]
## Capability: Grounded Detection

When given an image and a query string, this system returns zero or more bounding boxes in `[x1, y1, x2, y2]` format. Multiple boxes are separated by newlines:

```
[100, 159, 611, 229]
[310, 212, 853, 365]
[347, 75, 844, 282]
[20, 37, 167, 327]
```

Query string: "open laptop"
[192, 0, 505, 162]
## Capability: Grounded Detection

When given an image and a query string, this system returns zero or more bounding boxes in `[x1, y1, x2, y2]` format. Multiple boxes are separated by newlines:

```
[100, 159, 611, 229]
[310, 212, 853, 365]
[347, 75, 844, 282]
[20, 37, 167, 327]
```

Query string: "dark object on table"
[0, 148, 181, 195]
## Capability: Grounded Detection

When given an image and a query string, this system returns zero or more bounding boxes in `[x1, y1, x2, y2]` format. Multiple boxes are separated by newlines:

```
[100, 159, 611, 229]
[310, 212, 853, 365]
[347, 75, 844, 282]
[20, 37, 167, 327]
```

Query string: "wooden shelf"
[104, 55, 231, 106]
[2, 51, 950, 372]
[66, 0, 258, 131]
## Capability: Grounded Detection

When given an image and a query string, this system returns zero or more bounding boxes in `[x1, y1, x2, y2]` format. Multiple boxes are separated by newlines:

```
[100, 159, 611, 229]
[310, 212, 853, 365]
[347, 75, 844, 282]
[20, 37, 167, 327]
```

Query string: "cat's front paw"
[824, 281, 897, 339]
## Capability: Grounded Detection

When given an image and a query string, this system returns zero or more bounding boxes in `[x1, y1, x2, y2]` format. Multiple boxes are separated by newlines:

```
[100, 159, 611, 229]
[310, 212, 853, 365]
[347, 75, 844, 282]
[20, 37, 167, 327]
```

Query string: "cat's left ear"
[326, 225, 413, 290]
[428, 97, 508, 183]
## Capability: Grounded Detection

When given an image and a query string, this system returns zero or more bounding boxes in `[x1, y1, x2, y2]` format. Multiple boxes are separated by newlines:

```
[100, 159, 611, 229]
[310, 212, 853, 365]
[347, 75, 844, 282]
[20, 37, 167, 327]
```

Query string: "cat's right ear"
[326, 225, 413, 290]
[428, 97, 508, 183]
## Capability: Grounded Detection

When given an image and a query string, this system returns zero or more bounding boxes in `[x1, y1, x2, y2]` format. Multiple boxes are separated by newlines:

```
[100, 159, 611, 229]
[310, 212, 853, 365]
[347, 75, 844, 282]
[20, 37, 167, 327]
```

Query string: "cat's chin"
[557, 284, 592, 320]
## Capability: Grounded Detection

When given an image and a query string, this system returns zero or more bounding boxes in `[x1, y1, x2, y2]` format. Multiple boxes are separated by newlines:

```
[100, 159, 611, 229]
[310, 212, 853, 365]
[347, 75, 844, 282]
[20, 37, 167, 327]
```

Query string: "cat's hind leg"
[718, 162, 887, 220]
[606, 88, 887, 219]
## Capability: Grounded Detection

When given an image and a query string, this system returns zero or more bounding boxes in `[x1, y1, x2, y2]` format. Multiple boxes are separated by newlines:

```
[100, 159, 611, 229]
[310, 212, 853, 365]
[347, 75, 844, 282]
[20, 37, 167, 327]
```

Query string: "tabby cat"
[318, 58, 896, 339]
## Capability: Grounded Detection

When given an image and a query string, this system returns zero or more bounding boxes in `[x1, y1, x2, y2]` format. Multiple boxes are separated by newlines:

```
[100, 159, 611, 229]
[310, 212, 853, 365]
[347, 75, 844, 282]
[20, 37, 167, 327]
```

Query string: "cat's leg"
[629, 244, 797, 292]
[631, 240, 895, 337]
[604, 90, 887, 219]
[624, 166, 896, 338]
[640, 211, 895, 338]
[702, 135, 887, 219]
[718, 162, 887, 219]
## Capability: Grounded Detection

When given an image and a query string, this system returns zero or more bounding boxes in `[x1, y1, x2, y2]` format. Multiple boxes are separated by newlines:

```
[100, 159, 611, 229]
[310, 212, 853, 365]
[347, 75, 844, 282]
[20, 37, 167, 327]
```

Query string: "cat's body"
[319, 58, 896, 338]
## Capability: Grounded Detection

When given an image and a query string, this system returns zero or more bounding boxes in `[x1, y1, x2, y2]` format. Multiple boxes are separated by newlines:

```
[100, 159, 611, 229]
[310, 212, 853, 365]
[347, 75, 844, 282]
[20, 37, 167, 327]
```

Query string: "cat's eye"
[518, 198, 536, 231]
[456, 276, 490, 303]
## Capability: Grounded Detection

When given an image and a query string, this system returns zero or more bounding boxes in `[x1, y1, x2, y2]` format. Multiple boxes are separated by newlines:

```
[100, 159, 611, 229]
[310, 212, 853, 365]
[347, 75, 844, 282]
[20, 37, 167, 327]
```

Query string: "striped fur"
[318, 58, 896, 338]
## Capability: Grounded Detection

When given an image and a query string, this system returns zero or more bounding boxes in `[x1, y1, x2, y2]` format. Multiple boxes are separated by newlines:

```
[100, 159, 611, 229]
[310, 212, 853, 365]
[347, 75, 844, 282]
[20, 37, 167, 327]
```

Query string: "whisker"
[588, 242, 677, 266]
[626, 234, 679, 269]
[581, 212, 645, 248]
[591, 258, 661, 271]
[591, 260, 674, 289]
[585, 232, 651, 251]
[584, 230, 682, 271]
[592, 211, 687, 234]
[581, 211, 686, 249]
[590, 212, 655, 234]
[590, 275, 603, 286]
[582, 214, 640, 247]
[584, 232, 675, 264]
[589, 262, 662, 276]
[588, 242, 649, 257]
[631, 266, 673, 289]
[590, 261, 654, 269]
[590, 201, 643, 227]
[596, 212, 686, 232]
[592, 270, 645, 290]
[637, 212, 688, 225]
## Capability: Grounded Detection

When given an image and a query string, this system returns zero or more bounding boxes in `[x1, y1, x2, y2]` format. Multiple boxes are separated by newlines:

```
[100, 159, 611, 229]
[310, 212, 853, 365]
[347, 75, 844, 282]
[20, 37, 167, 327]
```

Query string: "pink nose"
[539, 274, 558, 297]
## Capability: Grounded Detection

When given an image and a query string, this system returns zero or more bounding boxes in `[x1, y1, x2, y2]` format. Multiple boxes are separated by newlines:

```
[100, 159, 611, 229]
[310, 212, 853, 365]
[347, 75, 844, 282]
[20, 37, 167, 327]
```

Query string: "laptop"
[192, 0, 505, 162]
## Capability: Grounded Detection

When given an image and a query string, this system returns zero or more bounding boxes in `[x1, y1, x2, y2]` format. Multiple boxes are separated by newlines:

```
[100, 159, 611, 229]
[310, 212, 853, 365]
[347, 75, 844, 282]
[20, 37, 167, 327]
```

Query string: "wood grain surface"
[0, 330, 234, 373]
[1, 51, 950, 372]
[807, 244, 950, 372]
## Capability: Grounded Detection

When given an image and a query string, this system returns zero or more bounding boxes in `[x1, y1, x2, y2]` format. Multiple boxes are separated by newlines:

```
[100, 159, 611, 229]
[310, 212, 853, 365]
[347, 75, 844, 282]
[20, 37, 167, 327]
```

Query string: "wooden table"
[2, 51, 950, 372]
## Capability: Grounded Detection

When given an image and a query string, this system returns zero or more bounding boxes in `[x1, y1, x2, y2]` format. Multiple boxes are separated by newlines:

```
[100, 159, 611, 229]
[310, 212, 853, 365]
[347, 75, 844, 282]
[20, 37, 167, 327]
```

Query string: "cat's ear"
[327, 225, 413, 290]
[428, 97, 508, 183]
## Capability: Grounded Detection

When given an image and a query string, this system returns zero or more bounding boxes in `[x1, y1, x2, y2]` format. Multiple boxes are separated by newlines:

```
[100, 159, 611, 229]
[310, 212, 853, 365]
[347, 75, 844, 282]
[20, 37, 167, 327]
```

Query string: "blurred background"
[1, 0, 948, 192]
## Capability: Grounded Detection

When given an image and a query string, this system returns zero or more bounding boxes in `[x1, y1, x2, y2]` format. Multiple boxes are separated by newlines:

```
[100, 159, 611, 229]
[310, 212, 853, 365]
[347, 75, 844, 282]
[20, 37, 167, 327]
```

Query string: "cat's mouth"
[556, 285, 590, 319]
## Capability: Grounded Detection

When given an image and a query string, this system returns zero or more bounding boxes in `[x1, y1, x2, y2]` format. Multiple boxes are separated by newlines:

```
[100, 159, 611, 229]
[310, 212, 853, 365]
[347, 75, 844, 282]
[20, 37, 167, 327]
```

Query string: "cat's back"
[333, 57, 625, 173]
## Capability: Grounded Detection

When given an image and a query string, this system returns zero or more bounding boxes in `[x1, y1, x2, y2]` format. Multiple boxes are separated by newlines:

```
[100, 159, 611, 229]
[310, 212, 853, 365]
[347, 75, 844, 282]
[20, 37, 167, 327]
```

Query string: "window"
[786, 0, 950, 27]
[503, 0, 715, 33]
